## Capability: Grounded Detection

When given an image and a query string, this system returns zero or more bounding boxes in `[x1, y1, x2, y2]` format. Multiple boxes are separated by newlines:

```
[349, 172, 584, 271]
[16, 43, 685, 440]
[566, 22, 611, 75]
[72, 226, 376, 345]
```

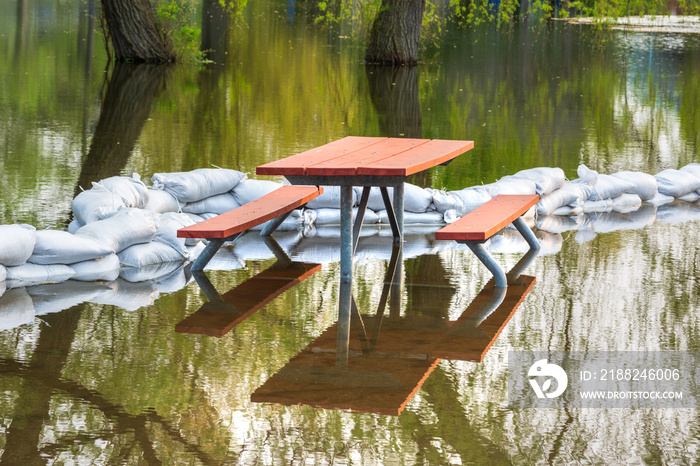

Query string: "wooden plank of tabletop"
[357, 139, 475, 177]
[256, 136, 388, 176]
[304, 138, 430, 176]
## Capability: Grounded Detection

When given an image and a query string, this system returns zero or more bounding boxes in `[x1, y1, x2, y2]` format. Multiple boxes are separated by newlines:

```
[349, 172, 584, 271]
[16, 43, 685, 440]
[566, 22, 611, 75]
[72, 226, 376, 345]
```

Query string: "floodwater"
[1, 0, 700, 464]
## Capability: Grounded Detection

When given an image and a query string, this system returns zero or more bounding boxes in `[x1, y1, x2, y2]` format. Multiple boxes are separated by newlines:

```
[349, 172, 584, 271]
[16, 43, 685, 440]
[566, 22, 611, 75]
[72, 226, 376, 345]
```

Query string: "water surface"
[0, 1, 699, 463]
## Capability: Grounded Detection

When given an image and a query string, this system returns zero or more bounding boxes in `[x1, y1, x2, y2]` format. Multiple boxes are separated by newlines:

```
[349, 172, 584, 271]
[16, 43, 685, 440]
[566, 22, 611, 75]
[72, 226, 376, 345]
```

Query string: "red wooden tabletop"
[256, 137, 474, 178]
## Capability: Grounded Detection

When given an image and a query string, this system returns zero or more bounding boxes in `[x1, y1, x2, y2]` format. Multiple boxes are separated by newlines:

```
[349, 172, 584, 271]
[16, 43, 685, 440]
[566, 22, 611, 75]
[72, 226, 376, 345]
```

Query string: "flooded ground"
[0, 0, 699, 463]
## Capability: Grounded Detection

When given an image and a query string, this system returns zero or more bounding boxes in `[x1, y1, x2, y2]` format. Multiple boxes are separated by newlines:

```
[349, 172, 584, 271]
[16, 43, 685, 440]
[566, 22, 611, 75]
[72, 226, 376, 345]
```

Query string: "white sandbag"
[71, 184, 125, 225]
[432, 191, 462, 213]
[611, 193, 642, 213]
[29, 230, 114, 265]
[486, 178, 538, 195]
[536, 183, 592, 215]
[75, 208, 158, 253]
[6, 263, 75, 286]
[377, 210, 445, 225]
[646, 192, 675, 206]
[443, 209, 461, 224]
[500, 167, 565, 196]
[89, 279, 159, 312]
[118, 242, 185, 268]
[306, 186, 355, 209]
[199, 213, 219, 220]
[152, 214, 193, 258]
[0, 265, 5, 283]
[677, 192, 700, 202]
[679, 163, 700, 180]
[69, 254, 121, 282]
[94, 174, 150, 208]
[0, 288, 34, 331]
[656, 203, 700, 223]
[654, 169, 700, 198]
[184, 213, 206, 223]
[119, 260, 184, 283]
[151, 168, 247, 203]
[143, 188, 180, 213]
[585, 174, 635, 201]
[161, 212, 202, 248]
[583, 199, 614, 213]
[314, 208, 380, 225]
[0, 224, 36, 267]
[67, 218, 83, 234]
[433, 187, 492, 214]
[611, 171, 658, 200]
[231, 179, 283, 206]
[576, 164, 599, 184]
[28, 281, 107, 316]
[182, 193, 240, 215]
[365, 184, 433, 213]
[249, 209, 304, 232]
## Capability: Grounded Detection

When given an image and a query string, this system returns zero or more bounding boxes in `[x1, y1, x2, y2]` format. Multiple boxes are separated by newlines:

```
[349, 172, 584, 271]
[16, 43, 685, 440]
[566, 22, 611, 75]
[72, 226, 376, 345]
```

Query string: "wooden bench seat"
[435, 194, 540, 287]
[178, 185, 322, 271]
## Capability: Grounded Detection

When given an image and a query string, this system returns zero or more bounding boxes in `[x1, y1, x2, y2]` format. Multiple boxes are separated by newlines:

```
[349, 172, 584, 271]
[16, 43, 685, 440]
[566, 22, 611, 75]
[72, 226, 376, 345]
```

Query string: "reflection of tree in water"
[75, 64, 170, 194]
[366, 65, 434, 187]
[0, 304, 219, 464]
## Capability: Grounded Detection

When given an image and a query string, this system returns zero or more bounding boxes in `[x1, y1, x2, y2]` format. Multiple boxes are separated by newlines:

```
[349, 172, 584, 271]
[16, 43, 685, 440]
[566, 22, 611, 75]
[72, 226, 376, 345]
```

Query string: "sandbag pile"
[2, 162, 700, 290]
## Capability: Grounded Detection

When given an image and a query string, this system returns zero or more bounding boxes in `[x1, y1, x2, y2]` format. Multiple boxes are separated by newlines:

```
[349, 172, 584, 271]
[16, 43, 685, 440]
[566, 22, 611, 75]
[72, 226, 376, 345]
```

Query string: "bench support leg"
[191, 234, 240, 272]
[512, 217, 540, 252]
[259, 210, 294, 237]
[466, 241, 507, 288]
[353, 187, 371, 254]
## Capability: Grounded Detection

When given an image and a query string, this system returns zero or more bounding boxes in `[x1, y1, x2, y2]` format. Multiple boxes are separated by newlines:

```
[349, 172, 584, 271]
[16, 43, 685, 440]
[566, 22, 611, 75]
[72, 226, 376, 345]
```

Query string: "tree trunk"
[101, 0, 175, 63]
[365, 0, 426, 65]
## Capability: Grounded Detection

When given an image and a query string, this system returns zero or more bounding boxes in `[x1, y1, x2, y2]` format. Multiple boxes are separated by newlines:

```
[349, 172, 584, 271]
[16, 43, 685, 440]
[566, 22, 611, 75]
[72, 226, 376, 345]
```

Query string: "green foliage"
[155, 0, 202, 63]
[314, 0, 382, 41]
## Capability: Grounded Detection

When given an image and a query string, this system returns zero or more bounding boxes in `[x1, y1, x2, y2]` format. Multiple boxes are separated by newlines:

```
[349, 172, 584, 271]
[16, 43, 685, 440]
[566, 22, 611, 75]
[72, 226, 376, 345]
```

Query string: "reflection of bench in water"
[176, 236, 321, 338]
[252, 263, 536, 415]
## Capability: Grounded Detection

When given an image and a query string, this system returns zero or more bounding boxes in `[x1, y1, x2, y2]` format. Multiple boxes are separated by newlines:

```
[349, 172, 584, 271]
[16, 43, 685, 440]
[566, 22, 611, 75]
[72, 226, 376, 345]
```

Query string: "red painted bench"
[435, 194, 540, 287]
[178, 185, 323, 271]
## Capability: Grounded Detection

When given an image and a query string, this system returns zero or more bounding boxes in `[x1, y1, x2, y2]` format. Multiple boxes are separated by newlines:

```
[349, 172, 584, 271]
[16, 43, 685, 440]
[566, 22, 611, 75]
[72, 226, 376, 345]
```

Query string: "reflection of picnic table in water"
[251, 247, 537, 415]
[175, 237, 321, 337]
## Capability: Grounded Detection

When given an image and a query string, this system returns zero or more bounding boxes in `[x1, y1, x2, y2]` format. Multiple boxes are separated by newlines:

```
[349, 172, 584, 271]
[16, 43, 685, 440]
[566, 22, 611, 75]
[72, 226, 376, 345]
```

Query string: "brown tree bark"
[101, 0, 175, 63]
[365, 0, 426, 65]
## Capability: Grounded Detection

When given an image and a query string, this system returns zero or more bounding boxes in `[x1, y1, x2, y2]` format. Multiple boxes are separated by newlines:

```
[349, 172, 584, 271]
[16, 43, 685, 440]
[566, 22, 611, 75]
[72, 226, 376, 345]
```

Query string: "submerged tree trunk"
[101, 0, 175, 63]
[365, 0, 426, 65]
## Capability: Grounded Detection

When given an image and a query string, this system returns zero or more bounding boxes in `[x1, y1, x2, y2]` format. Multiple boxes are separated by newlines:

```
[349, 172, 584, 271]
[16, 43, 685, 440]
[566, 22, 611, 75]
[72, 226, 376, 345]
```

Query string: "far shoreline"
[558, 15, 700, 34]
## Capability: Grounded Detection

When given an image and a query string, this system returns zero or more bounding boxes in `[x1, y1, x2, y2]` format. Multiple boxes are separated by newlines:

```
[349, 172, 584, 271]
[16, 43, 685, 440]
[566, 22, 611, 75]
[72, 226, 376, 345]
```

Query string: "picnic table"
[256, 137, 474, 283]
[257, 137, 474, 366]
